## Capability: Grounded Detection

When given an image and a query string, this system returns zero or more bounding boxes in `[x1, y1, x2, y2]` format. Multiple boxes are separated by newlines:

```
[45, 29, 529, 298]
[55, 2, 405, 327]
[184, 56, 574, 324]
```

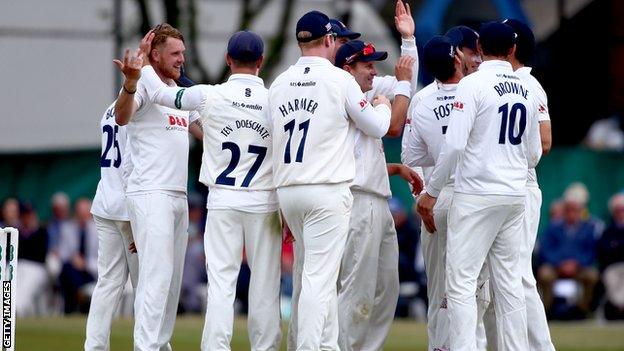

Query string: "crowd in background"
[3, 182, 624, 321]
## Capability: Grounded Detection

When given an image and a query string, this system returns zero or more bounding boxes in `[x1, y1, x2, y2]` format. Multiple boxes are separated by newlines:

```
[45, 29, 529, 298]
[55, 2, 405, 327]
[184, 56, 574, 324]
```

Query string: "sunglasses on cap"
[345, 43, 376, 65]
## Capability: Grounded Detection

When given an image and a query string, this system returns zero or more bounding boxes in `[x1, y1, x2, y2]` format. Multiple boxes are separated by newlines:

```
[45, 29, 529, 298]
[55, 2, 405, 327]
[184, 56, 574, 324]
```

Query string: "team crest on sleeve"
[453, 101, 464, 111]
[538, 104, 547, 113]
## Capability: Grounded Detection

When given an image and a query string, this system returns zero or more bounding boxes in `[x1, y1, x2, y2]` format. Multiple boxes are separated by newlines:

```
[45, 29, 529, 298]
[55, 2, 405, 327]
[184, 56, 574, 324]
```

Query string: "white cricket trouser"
[85, 216, 139, 351]
[480, 187, 555, 351]
[201, 209, 282, 351]
[337, 190, 399, 351]
[446, 193, 528, 351]
[278, 183, 353, 351]
[420, 186, 453, 351]
[127, 192, 188, 351]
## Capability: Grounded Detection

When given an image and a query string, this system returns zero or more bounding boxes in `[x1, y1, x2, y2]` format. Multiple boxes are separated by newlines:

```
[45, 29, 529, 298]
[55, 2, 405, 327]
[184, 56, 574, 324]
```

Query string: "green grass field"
[16, 316, 624, 350]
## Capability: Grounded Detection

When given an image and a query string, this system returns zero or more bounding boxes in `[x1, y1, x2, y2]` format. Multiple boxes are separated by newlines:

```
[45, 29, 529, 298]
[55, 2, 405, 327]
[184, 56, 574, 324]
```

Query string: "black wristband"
[122, 84, 136, 94]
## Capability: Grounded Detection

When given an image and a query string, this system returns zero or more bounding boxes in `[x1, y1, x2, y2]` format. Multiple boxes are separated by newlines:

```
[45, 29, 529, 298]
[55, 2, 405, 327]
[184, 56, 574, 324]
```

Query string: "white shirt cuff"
[393, 80, 411, 98]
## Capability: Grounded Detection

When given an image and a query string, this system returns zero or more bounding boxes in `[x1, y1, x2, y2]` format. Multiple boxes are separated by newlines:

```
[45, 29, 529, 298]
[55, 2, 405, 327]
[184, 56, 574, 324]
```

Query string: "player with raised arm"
[269, 10, 392, 350]
[113, 24, 200, 351]
[403, 35, 464, 351]
[129, 30, 282, 351]
[478, 19, 555, 351]
[416, 22, 542, 351]
[333, 40, 421, 350]
[84, 103, 139, 351]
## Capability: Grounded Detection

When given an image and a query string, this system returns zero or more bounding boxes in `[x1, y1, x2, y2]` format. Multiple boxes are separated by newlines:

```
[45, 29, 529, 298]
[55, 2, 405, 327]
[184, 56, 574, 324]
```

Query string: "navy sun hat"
[423, 35, 457, 81]
[479, 21, 517, 55]
[227, 30, 264, 62]
[445, 25, 479, 51]
[176, 66, 196, 87]
[296, 10, 333, 42]
[330, 19, 361, 39]
[334, 40, 388, 67]
[502, 18, 536, 63]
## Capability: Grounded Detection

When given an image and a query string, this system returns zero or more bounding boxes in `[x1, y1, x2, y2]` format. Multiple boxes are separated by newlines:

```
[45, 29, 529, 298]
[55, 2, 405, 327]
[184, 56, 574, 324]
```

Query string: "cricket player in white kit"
[269, 11, 391, 350]
[332, 39, 421, 350]
[114, 24, 200, 351]
[417, 22, 542, 351]
[141, 31, 282, 351]
[402, 25, 481, 161]
[403, 35, 465, 351]
[478, 19, 555, 351]
[85, 103, 139, 351]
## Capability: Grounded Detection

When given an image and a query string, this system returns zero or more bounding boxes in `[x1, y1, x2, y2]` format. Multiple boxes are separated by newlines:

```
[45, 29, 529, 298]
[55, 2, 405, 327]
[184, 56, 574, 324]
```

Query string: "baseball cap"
[329, 19, 361, 39]
[296, 10, 333, 42]
[334, 40, 388, 67]
[227, 30, 264, 61]
[501, 18, 535, 64]
[445, 25, 479, 50]
[423, 36, 457, 81]
[478, 21, 516, 56]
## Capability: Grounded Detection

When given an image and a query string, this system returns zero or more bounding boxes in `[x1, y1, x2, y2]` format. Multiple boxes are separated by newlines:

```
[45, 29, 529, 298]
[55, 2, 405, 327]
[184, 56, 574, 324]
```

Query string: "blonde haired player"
[113, 24, 200, 351]
[268, 10, 392, 350]
[135, 31, 282, 351]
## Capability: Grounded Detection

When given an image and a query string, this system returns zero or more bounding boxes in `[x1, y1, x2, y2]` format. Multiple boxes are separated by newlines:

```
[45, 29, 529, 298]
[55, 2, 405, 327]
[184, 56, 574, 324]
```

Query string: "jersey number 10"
[498, 103, 527, 145]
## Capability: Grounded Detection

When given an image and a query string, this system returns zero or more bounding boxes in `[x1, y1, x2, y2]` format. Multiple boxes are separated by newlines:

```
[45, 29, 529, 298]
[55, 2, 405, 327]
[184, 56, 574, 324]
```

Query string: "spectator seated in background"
[537, 193, 600, 318]
[585, 112, 624, 152]
[597, 193, 624, 320]
[16, 203, 51, 317]
[58, 198, 98, 314]
[47, 192, 71, 255]
[1, 198, 21, 228]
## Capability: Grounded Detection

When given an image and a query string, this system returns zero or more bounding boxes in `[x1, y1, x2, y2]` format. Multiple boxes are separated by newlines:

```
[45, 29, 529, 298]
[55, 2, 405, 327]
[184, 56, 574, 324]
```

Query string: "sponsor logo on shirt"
[453, 101, 464, 111]
[166, 114, 188, 131]
[289, 81, 317, 87]
[232, 101, 263, 111]
[359, 99, 368, 109]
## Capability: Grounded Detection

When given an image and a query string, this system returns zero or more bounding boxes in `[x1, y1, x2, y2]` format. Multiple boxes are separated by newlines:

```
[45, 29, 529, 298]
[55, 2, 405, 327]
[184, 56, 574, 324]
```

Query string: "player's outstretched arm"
[113, 48, 144, 125]
[387, 163, 424, 194]
[386, 55, 416, 137]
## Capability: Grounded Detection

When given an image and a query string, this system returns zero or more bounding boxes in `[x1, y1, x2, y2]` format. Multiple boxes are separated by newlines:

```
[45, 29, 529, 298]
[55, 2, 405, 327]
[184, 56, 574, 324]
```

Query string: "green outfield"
[16, 316, 624, 350]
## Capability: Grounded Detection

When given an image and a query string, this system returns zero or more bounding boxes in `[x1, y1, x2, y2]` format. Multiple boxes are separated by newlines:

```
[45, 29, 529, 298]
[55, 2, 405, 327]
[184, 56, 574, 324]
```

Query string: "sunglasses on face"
[345, 43, 376, 65]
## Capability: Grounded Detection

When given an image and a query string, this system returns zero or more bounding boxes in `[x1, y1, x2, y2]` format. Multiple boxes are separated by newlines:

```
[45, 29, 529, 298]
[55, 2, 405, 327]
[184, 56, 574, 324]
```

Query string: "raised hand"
[113, 48, 144, 81]
[394, 0, 415, 39]
[395, 55, 416, 82]
[372, 95, 391, 109]
[139, 30, 155, 66]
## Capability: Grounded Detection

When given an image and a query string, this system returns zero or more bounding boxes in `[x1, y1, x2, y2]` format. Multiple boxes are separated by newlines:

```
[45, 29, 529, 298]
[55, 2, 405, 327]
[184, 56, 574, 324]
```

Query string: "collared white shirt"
[268, 56, 390, 187]
[149, 71, 278, 213]
[426, 60, 542, 197]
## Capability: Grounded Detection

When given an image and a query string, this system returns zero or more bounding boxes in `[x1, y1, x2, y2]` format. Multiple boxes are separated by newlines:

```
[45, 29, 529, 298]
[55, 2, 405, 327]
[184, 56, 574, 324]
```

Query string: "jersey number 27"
[216, 142, 267, 187]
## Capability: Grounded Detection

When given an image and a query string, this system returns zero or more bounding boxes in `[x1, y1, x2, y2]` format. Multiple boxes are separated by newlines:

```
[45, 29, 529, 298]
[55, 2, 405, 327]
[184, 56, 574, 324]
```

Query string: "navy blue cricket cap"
[445, 25, 479, 51]
[423, 36, 457, 81]
[501, 18, 535, 63]
[334, 40, 388, 68]
[296, 10, 333, 42]
[330, 19, 361, 39]
[227, 31, 264, 62]
[478, 21, 517, 55]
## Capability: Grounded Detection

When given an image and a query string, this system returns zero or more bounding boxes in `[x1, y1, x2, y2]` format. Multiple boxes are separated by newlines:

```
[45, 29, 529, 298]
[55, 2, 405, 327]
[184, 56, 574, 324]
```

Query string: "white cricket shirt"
[91, 102, 131, 221]
[149, 72, 277, 213]
[403, 83, 458, 186]
[516, 66, 551, 188]
[350, 37, 419, 198]
[268, 56, 391, 187]
[125, 66, 196, 194]
[426, 60, 542, 197]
